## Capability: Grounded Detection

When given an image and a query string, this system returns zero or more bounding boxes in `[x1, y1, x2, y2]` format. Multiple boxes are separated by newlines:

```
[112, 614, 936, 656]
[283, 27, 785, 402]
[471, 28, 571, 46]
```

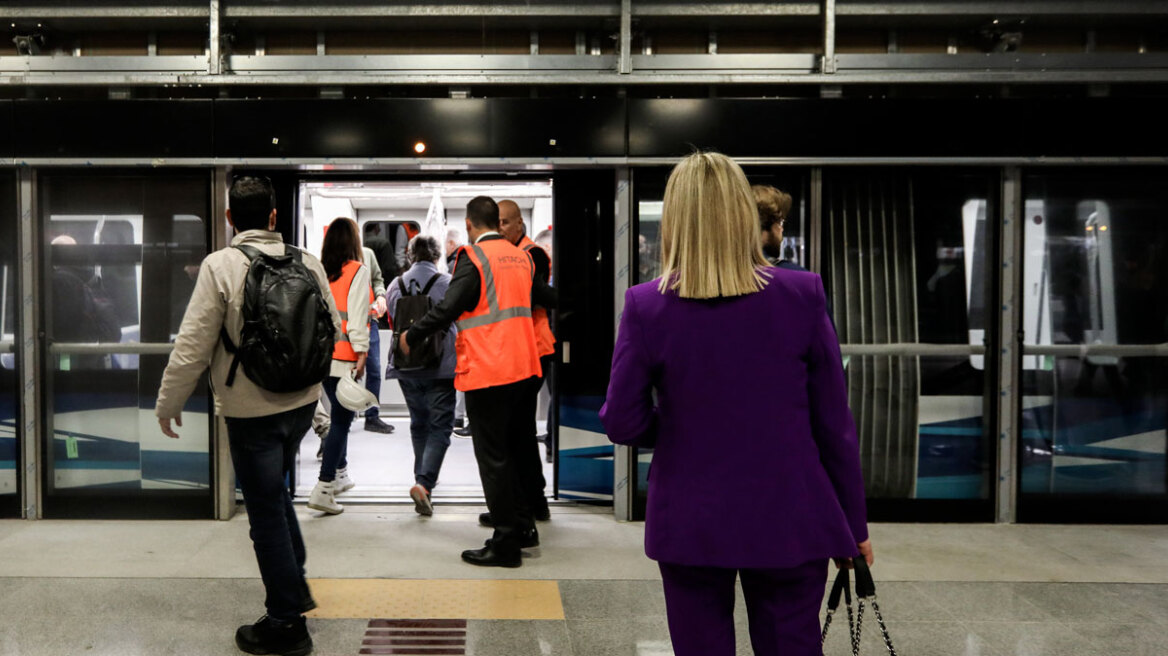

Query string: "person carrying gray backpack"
[387, 234, 458, 516]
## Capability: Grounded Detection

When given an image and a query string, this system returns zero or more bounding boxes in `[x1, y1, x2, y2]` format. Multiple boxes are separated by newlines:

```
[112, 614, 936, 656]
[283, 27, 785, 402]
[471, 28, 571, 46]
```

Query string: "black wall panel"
[629, 98, 1168, 159]
[214, 99, 626, 158]
[0, 101, 12, 160]
[14, 100, 213, 158]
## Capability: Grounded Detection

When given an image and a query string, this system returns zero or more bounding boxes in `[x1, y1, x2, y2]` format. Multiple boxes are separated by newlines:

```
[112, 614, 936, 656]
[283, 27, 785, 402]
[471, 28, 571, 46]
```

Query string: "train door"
[289, 175, 562, 503]
[0, 172, 18, 518]
[38, 171, 214, 518]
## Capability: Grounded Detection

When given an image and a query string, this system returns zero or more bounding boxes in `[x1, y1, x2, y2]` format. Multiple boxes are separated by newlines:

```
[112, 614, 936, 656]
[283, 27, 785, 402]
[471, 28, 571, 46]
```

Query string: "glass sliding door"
[821, 168, 999, 521]
[629, 166, 813, 520]
[0, 173, 18, 517]
[1019, 169, 1168, 523]
[40, 172, 213, 518]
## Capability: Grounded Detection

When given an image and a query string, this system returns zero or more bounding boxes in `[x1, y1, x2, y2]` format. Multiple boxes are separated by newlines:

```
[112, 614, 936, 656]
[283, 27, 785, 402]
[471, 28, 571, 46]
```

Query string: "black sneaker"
[453, 424, 472, 438]
[364, 417, 395, 434]
[235, 615, 312, 656]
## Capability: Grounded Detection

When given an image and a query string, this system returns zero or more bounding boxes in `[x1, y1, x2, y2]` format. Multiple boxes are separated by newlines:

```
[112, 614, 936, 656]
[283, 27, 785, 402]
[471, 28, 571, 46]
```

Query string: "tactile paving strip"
[360, 619, 467, 656]
[305, 579, 565, 620]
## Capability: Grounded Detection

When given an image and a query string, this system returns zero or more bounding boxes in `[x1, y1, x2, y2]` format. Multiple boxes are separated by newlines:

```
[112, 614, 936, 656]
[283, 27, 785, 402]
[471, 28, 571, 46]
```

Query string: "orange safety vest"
[330, 260, 374, 362]
[453, 238, 542, 391]
[517, 235, 556, 358]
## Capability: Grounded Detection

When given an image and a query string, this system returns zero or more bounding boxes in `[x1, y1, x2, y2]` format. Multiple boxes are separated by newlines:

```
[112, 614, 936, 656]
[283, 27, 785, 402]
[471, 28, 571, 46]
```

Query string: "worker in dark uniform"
[399, 196, 553, 568]
[492, 199, 556, 527]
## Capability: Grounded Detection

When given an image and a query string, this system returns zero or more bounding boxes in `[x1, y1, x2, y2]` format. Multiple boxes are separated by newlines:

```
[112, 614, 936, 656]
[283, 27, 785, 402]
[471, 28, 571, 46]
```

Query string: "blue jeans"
[399, 377, 456, 490]
[224, 402, 316, 622]
[319, 376, 353, 482]
[364, 321, 382, 419]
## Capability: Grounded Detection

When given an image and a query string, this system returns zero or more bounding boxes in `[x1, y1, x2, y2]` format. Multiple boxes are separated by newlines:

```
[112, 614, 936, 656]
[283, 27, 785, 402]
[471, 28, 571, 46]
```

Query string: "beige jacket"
[155, 230, 343, 420]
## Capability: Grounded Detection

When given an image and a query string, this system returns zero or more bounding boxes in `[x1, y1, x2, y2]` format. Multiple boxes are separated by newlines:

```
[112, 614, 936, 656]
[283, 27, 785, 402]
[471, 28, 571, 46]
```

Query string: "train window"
[1019, 170, 1168, 519]
[0, 173, 17, 516]
[822, 168, 999, 513]
[39, 173, 213, 518]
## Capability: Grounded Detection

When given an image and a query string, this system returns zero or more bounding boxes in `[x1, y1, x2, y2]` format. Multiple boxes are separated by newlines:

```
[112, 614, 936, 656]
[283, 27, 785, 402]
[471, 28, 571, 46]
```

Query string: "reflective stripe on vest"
[330, 260, 362, 362]
[452, 239, 542, 392]
[518, 236, 556, 358]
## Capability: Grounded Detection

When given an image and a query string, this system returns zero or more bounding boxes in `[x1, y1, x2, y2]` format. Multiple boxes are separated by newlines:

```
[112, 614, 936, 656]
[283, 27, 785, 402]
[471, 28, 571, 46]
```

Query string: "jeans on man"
[364, 321, 382, 420]
[224, 402, 316, 622]
[399, 377, 455, 490]
[319, 376, 353, 482]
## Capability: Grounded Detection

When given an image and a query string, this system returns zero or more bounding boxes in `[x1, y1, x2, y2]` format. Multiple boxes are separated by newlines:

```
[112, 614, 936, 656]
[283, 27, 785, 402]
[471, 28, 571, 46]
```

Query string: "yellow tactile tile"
[305, 579, 565, 620]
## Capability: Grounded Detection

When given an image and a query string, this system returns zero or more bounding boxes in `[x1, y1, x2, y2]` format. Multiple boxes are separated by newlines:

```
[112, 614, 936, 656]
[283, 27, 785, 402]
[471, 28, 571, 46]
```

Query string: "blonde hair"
[752, 185, 793, 232]
[657, 152, 770, 299]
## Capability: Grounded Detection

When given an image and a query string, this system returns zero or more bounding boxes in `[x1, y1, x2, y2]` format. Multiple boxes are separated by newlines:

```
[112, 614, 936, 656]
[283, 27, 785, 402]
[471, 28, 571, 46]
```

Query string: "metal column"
[619, 0, 633, 75]
[809, 167, 824, 274]
[996, 167, 1023, 523]
[208, 0, 222, 75]
[612, 168, 635, 521]
[211, 167, 236, 520]
[821, 0, 837, 74]
[17, 169, 41, 519]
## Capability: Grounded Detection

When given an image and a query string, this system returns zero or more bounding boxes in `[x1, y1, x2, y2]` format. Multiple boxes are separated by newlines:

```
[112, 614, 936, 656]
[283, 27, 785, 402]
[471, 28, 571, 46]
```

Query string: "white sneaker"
[307, 480, 344, 515]
[334, 468, 355, 494]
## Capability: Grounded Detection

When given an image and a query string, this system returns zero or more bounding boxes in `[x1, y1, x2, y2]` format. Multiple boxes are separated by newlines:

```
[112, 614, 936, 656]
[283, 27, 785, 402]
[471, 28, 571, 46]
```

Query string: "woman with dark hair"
[309, 217, 371, 515]
[601, 152, 870, 656]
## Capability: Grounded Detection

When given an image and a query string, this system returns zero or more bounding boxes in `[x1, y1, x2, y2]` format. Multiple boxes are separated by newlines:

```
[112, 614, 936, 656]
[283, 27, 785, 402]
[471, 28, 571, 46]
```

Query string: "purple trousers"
[658, 558, 829, 656]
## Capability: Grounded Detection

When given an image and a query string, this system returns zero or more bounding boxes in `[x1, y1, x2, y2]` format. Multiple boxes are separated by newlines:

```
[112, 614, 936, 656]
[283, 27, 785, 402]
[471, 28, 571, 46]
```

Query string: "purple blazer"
[600, 267, 868, 569]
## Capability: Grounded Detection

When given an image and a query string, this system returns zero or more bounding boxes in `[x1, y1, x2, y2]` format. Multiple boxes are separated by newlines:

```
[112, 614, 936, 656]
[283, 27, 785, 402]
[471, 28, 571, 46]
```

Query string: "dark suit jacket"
[600, 267, 867, 568]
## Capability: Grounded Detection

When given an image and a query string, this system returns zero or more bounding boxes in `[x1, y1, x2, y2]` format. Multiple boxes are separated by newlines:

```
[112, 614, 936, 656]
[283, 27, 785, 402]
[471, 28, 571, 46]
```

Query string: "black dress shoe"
[533, 505, 551, 522]
[461, 541, 521, 568]
[518, 528, 540, 549]
[478, 512, 495, 528]
[235, 615, 313, 656]
[364, 417, 395, 434]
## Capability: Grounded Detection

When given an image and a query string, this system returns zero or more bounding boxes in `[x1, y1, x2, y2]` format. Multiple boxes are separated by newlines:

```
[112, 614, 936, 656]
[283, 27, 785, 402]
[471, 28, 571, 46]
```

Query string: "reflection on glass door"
[822, 169, 998, 520]
[1019, 170, 1168, 522]
[40, 173, 212, 518]
[0, 173, 18, 517]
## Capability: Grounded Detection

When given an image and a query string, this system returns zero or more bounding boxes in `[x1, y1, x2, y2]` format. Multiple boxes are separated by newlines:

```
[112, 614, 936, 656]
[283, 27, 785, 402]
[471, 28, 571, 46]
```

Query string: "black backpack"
[221, 244, 336, 393]
[391, 273, 445, 371]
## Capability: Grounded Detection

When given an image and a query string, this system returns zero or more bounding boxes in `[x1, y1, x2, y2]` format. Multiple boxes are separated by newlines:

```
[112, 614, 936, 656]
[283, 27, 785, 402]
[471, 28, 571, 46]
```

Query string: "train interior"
[291, 179, 557, 502]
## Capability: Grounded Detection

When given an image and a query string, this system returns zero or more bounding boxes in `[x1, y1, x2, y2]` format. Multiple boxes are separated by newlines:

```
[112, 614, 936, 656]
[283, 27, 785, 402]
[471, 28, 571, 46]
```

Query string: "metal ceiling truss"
[3, 1, 1167, 86]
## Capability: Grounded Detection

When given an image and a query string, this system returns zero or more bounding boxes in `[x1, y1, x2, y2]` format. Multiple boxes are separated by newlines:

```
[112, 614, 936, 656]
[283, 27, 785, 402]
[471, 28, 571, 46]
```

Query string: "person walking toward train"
[309, 217, 372, 515]
[386, 234, 458, 516]
[487, 199, 556, 526]
[399, 196, 552, 568]
[156, 176, 341, 656]
[361, 243, 395, 435]
[600, 152, 872, 656]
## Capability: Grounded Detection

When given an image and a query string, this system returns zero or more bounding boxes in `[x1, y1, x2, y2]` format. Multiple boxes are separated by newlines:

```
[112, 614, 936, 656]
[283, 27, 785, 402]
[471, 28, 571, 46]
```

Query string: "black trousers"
[465, 378, 539, 551]
[224, 402, 316, 621]
[515, 356, 552, 514]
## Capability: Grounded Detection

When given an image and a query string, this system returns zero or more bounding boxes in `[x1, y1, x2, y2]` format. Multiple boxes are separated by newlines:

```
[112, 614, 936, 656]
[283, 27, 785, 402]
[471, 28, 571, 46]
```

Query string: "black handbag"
[820, 559, 898, 656]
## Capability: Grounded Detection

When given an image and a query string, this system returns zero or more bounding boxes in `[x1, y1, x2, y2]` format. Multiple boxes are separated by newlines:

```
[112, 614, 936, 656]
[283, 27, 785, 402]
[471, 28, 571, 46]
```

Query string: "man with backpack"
[155, 176, 340, 656]
[386, 235, 457, 517]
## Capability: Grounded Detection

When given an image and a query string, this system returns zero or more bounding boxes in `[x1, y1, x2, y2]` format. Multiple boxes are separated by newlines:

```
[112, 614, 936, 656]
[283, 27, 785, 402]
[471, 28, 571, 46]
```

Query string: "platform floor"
[0, 507, 1166, 655]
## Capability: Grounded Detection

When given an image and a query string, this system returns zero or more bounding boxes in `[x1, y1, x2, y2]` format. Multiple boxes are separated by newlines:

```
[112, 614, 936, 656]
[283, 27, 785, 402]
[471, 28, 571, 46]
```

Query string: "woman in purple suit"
[600, 152, 873, 656]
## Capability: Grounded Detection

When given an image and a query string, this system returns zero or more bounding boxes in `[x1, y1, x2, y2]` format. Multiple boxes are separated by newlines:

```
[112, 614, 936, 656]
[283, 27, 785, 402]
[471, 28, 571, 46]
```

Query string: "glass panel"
[1020, 170, 1168, 516]
[630, 167, 811, 518]
[41, 173, 212, 518]
[0, 173, 18, 516]
[822, 169, 998, 511]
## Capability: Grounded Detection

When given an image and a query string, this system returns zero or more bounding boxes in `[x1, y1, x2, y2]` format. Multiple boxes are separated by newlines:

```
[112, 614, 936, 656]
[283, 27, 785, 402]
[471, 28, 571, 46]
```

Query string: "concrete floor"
[0, 508, 1166, 655]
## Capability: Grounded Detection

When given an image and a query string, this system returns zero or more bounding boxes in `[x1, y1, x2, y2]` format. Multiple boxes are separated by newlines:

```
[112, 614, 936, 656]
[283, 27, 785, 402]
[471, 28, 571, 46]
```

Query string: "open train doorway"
[293, 179, 556, 504]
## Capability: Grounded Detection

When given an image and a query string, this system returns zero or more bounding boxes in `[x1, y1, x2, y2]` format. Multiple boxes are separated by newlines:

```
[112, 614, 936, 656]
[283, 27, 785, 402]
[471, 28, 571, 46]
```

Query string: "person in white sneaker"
[309, 217, 371, 516]
[387, 235, 458, 516]
[156, 176, 342, 655]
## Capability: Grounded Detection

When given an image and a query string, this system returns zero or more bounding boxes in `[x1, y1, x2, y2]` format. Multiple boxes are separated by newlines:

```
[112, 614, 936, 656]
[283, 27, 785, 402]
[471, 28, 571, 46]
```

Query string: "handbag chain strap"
[821, 559, 898, 656]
